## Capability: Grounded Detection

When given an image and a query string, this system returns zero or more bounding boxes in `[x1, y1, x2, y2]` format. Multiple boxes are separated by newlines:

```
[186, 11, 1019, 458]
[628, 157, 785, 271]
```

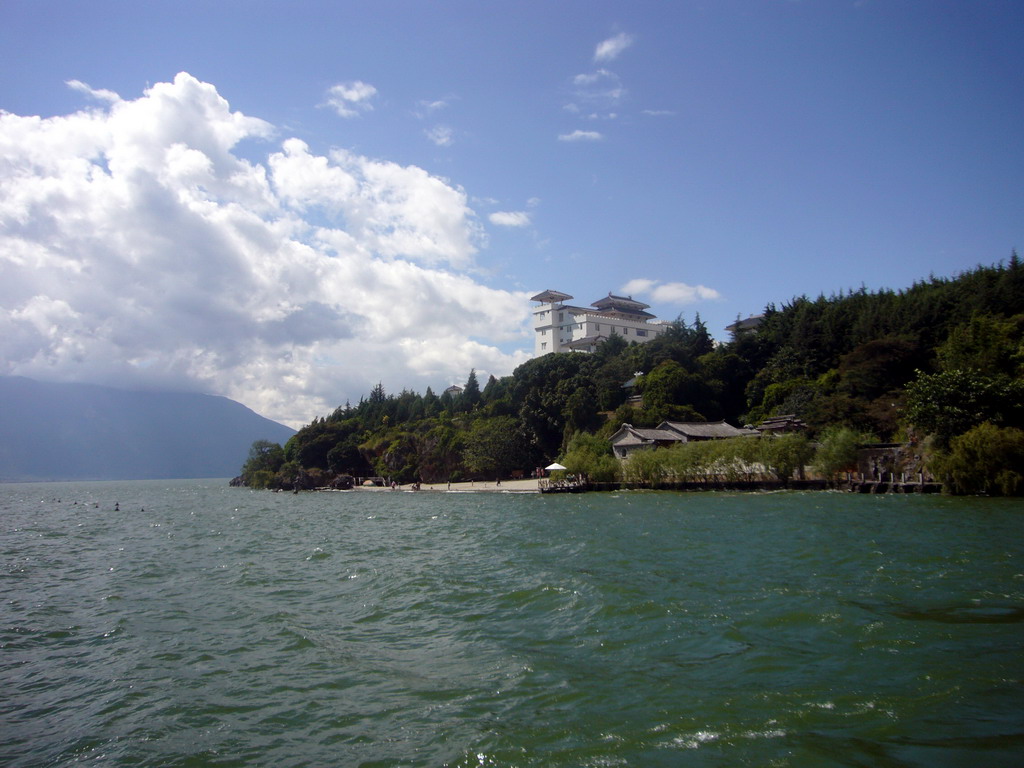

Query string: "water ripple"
[1, 482, 1022, 766]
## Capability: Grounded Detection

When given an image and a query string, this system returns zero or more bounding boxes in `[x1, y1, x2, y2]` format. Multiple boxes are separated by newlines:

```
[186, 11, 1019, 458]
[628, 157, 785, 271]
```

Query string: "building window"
[558, 312, 564, 322]
[595, 324, 600, 331]
[636, 329, 647, 337]
[541, 329, 547, 336]
[541, 342, 547, 350]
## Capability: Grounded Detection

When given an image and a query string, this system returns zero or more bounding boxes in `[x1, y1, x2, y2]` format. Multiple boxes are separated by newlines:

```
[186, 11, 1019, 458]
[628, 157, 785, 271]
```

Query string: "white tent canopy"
[545, 463, 567, 471]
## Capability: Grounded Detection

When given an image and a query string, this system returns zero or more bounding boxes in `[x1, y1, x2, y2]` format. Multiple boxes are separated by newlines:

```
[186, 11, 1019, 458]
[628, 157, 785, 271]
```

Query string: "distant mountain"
[0, 377, 295, 481]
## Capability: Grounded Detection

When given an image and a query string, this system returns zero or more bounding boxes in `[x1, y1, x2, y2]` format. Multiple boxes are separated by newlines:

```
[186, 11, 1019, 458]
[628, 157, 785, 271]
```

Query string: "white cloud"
[594, 32, 634, 62]
[558, 130, 603, 142]
[323, 80, 377, 118]
[642, 109, 676, 116]
[621, 278, 657, 295]
[0, 73, 531, 427]
[568, 69, 625, 117]
[66, 79, 121, 104]
[418, 98, 448, 113]
[425, 124, 453, 146]
[270, 138, 482, 268]
[489, 211, 530, 227]
[622, 279, 722, 305]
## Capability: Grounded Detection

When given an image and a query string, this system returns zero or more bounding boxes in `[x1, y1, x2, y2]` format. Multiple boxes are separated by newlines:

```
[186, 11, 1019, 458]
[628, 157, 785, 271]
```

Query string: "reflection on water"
[1, 481, 1022, 767]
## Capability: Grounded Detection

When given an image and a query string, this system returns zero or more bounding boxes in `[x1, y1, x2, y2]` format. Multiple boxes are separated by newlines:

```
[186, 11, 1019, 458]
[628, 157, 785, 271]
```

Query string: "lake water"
[2, 480, 1022, 767]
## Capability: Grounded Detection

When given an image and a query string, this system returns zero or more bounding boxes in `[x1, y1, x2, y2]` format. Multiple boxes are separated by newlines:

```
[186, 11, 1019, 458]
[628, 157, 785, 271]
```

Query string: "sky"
[2, 0, 1022, 428]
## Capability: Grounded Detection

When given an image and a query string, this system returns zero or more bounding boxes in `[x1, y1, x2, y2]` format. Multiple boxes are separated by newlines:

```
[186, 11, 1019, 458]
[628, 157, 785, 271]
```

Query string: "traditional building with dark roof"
[609, 420, 758, 459]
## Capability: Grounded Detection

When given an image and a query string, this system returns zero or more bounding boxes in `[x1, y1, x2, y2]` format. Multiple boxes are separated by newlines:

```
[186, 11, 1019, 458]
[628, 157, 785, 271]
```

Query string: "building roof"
[659, 420, 759, 439]
[725, 314, 765, 333]
[590, 293, 656, 320]
[754, 414, 808, 432]
[566, 334, 607, 350]
[610, 424, 689, 447]
[606, 423, 688, 442]
[636, 428, 687, 441]
[531, 289, 574, 303]
[591, 293, 650, 311]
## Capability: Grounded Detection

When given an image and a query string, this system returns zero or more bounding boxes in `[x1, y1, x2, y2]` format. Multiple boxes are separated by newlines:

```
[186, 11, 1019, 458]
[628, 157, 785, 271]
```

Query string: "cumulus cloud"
[488, 211, 530, 227]
[594, 32, 634, 63]
[558, 129, 603, 142]
[323, 80, 377, 118]
[622, 279, 722, 305]
[0, 72, 531, 426]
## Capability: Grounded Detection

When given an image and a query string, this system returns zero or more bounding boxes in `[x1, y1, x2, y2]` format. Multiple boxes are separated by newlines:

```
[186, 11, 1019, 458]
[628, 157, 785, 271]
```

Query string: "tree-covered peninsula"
[238, 257, 1024, 495]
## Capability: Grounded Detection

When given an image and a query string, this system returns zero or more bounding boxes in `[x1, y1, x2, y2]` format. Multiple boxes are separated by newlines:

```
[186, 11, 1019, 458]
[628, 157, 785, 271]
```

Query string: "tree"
[595, 332, 628, 361]
[462, 369, 482, 412]
[904, 369, 1024, 447]
[620, 446, 669, 485]
[760, 434, 814, 482]
[463, 416, 530, 478]
[422, 386, 441, 418]
[813, 426, 870, 481]
[416, 423, 465, 482]
[562, 386, 602, 439]
[511, 352, 596, 459]
[837, 335, 924, 400]
[640, 359, 717, 421]
[241, 439, 285, 487]
[327, 435, 370, 476]
[936, 313, 1023, 377]
[932, 422, 1024, 495]
[481, 374, 500, 403]
[244, 439, 285, 473]
[559, 432, 620, 482]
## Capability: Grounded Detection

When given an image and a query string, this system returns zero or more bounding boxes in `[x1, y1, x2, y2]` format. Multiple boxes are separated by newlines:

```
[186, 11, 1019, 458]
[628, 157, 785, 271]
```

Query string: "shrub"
[933, 422, 1024, 495]
[813, 425, 872, 481]
[560, 432, 620, 482]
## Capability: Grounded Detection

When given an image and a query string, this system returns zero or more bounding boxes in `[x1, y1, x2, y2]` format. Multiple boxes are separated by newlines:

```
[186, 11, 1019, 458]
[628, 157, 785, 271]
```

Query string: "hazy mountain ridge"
[0, 377, 294, 481]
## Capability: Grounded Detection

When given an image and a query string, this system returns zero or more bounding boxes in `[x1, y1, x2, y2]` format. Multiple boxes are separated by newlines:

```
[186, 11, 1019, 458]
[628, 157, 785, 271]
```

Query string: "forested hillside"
[238, 257, 1024, 494]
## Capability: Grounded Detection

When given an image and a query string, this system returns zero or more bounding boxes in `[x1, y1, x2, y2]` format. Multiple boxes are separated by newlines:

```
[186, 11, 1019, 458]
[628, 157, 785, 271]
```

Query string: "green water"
[2, 481, 1022, 766]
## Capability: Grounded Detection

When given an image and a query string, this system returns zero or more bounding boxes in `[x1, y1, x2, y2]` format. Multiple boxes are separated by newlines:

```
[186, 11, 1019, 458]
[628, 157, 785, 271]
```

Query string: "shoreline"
[351, 478, 542, 493]
[326, 478, 943, 495]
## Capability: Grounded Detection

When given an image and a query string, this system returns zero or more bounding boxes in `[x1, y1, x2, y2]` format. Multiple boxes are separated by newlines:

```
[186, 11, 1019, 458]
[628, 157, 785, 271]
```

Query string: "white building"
[531, 289, 671, 356]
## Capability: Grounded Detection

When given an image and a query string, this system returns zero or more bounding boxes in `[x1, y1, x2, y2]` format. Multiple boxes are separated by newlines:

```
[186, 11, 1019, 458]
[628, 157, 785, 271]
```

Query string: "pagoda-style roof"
[590, 293, 655, 319]
[531, 289, 574, 303]
[591, 293, 650, 311]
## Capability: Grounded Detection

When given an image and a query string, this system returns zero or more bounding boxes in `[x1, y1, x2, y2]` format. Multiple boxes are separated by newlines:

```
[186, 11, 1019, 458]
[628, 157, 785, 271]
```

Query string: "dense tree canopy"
[236, 258, 1024, 494]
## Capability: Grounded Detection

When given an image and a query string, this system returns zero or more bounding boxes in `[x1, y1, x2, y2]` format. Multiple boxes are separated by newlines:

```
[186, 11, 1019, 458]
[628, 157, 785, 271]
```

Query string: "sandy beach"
[356, 478, 541, 493]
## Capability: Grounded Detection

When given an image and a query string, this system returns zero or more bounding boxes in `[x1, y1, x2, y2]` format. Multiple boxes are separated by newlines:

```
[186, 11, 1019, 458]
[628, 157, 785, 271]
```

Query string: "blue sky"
[2, 1, 1021, 426]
